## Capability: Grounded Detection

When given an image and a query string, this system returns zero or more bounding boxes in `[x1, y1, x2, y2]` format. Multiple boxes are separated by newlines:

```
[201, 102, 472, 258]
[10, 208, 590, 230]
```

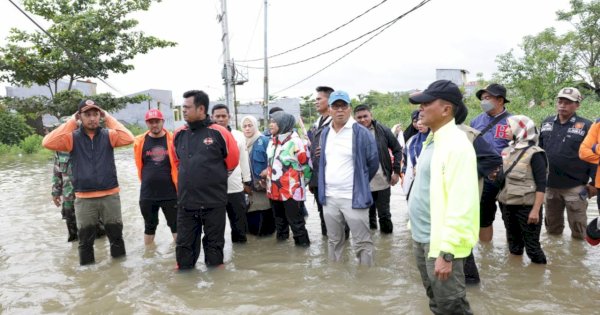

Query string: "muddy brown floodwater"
[0, 149, 599, 314]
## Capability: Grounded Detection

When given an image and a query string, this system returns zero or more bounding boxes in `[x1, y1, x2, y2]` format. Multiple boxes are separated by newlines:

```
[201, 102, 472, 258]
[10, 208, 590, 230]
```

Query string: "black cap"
[476, 83, 510, 103]
[409, 80, 467, 117]
[78, 99, 102, 113]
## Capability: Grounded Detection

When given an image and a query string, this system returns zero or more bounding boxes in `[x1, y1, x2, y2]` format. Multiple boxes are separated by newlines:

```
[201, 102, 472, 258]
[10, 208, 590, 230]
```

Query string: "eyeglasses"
[331, 103, 349, 110]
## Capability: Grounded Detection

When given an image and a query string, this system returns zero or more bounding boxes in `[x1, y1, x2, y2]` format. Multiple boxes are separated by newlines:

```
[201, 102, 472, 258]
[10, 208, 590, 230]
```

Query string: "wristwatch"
[440, 252, 454, 262]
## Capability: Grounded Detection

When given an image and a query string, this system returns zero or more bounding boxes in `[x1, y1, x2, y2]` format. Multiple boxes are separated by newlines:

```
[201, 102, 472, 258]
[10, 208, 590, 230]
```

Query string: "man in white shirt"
[212, 104, 252, 243]
[317, 91, 379, 266]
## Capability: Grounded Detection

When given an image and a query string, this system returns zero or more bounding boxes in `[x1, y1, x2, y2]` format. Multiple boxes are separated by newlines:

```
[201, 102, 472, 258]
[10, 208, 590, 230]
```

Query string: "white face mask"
[480, 100, 494, 113]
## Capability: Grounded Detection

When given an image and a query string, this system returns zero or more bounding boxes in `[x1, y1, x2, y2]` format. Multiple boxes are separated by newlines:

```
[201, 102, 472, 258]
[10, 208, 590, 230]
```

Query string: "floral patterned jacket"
[266, 131, 312, 201]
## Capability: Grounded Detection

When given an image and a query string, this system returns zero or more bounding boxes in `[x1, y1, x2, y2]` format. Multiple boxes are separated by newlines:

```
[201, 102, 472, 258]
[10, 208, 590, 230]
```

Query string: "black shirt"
[140, 134, 177, 200]
[539, 114, 595, 188]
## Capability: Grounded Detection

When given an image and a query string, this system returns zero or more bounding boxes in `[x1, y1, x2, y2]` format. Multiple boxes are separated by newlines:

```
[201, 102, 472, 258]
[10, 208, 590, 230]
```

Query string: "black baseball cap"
[409, 80, 467, 117]
[78, 99, 102, 113]
[476, 83, 510, 103]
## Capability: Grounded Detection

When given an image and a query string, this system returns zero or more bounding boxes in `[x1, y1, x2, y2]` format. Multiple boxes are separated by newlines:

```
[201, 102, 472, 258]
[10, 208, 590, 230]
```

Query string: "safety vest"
[497, 146, 545, 205]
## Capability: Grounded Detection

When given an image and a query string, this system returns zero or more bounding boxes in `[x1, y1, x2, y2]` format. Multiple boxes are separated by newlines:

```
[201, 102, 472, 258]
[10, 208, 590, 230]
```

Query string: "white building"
[436, 69, 469, 87]
[111, 89, 176, 131]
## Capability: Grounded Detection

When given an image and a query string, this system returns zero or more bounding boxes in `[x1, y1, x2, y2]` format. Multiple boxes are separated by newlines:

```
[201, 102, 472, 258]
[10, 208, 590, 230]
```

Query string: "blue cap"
[328, 90, 350, 106]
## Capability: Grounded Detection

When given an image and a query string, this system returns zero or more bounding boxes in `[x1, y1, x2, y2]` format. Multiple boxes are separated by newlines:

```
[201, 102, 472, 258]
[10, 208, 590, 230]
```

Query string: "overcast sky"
[0, 0, 574, 103]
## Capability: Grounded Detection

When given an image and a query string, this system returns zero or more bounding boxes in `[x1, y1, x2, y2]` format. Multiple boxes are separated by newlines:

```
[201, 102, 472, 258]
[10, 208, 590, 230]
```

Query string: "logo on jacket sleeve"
[203, 137, 214, 145]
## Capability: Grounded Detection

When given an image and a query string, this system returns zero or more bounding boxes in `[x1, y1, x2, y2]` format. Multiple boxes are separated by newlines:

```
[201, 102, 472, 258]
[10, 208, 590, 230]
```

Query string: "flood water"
[1, 149, 599, 314]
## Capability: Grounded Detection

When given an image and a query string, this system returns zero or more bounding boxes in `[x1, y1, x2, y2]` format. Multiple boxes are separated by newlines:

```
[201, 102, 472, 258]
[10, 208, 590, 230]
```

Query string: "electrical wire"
[237, 0, 388, 62]
[7, 0, 125, 96]
[238, 0, 430, 70]
[272, 0, 432, 95]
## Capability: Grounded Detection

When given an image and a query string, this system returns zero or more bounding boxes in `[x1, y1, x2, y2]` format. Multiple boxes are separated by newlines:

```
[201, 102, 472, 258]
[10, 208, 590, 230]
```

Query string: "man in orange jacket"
[42, 99, 134, 265]
[133, 109, 178, 245]
[578, 116, 600, 213]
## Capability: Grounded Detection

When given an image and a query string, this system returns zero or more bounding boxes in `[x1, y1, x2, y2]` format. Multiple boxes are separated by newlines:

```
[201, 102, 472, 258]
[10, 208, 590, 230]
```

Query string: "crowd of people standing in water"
[42, 81, 600, 314]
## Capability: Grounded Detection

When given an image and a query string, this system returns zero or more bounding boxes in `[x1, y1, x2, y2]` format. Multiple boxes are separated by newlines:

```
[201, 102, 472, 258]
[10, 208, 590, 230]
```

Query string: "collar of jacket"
[78, 125, 101, 137]
[188, 117, 212, 130]
[425, 118, 457, 145]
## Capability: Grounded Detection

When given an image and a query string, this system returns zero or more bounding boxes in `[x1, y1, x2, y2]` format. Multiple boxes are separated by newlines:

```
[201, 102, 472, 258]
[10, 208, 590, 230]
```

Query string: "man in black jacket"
[354, 104, 403, 233]
[173, 90, 240, 269]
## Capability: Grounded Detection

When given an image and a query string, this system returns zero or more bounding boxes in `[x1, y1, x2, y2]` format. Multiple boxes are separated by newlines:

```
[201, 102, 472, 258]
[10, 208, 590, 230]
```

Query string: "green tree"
[557, 0, 600, 96]
[0, 106, 34, 146]
[298, 94, 316, 125]
[0, 0, 176, 97]
[494, 28, 577, 105]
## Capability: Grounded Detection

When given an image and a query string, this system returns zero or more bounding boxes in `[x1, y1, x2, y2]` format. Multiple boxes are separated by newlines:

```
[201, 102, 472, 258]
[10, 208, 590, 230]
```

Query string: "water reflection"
[0, 149, 599, 314]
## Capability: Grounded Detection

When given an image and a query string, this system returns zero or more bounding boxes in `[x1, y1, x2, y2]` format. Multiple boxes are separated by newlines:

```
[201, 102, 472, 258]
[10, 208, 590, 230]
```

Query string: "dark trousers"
[480, 181, 502, 227]
[176, 206, 226, 269]
[247, 208, 276, 236]
[139, 199, 178, 234]
[226, 192, 248, 243]
[271, 199, 310, 246]
[501, 204, 547, 264]
[369, 188, 393, 233]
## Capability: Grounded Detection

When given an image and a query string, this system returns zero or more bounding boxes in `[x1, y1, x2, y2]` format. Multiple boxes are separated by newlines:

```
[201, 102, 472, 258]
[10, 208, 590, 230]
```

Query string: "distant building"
[6, 80, 97, 99]
[464, 81, 479, 97]
[112, 89, 176, 131]
[436, 69, 469, 87]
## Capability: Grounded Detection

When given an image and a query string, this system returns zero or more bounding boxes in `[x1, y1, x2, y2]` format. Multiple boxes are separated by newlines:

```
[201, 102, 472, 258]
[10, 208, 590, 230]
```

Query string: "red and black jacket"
[173, 118, 239, 209]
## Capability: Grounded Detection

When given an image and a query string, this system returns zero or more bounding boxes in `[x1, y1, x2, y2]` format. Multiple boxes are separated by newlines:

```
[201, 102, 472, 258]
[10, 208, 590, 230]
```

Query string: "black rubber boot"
[369, 207, 378, 230]
[464, 251, 480, 285]
[66, 221, 78, 242]
[78, 226, 96, 265]
[293, 235, 310, 247]
[104, 223, 126, 258]
[379, 218, 393, 234]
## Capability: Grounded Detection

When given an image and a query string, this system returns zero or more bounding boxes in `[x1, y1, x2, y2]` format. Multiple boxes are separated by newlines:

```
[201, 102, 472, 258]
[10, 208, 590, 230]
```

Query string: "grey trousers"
[323, 196, 374, 266]
[413, 241, 473, 315]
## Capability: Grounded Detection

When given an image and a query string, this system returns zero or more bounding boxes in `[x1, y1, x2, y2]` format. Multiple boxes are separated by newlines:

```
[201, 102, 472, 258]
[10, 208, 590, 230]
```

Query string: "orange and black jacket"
[579, 118, 600, 187]
[173, 118, 239, 209]
[133, 129, 178, 191]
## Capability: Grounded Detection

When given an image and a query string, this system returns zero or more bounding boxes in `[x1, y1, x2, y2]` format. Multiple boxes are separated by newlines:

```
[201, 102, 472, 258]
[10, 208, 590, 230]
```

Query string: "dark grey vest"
[71, 127, 118, 192]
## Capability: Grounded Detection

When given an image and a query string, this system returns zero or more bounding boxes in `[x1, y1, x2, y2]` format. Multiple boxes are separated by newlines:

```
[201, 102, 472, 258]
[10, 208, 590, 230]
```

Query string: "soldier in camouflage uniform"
[52, 151, 78, 242]
[52, 150, 106, 242]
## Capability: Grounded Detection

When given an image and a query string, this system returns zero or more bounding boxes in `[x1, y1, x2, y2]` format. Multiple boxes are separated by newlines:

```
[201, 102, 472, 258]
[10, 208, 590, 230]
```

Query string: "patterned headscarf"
[507, 115, 538, 149]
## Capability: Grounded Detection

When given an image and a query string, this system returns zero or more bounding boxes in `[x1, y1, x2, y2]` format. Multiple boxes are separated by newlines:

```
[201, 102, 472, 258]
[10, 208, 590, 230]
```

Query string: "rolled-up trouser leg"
[176, 209, 203, 270]
[160, 199, 178, 234]
[75, 198, 99, 265]
[201, 207, 226, 266]
[99, 194, 125, 258]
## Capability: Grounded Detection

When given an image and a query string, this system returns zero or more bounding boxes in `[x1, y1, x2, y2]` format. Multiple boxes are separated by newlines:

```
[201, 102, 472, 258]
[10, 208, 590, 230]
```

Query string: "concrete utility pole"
[263, 0, 269, 125]
[219, 0, 235, 127]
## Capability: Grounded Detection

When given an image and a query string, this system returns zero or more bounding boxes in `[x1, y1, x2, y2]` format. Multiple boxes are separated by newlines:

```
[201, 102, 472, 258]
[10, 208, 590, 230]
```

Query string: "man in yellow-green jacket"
[408, 80, 479, 315]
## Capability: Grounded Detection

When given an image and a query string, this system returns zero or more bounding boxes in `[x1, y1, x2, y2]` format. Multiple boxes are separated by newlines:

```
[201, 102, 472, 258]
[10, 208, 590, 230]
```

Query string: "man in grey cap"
[408, 80, 478, 314]
[539, 87, 595, 239]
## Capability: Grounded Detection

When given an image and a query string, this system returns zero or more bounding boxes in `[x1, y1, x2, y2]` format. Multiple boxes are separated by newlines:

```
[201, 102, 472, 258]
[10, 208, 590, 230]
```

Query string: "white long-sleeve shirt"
[228, 129, 251, 193]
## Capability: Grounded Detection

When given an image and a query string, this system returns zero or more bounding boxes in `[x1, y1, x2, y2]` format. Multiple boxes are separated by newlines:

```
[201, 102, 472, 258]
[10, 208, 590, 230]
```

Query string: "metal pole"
[220, 0, 235, 126]
[263, 0, 269, 127]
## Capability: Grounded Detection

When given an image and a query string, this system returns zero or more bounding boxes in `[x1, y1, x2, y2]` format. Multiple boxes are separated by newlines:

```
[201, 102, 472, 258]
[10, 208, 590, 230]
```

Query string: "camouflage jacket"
[51, 151, 74, 202]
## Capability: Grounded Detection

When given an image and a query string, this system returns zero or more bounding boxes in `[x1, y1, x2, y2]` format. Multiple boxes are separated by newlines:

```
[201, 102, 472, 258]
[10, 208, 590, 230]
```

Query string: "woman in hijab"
[266, 111, 312, 247]
[403, 110, 420, 143]
[401, 117, 430, 195]
[241, 115, 275, 236]
[497, 115, 547, 264]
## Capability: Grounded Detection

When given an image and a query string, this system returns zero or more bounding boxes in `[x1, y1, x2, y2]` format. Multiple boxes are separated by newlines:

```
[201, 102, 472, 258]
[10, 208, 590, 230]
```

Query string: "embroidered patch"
[203, 137, 214, 145]
[574, 122, 584, 129]
[567, 128, 585, 136]
[541, 122, 554, 133]
[495, 124, 510, 139]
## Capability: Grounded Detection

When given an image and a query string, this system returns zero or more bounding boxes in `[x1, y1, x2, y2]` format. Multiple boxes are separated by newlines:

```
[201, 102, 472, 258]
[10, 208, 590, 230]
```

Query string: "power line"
[242, 2, 264, 60]
[237, 0, 388, 62]
[7, 0, 125, 96]
[272, 0, 432, 95]
[238, 0, 429, 70]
